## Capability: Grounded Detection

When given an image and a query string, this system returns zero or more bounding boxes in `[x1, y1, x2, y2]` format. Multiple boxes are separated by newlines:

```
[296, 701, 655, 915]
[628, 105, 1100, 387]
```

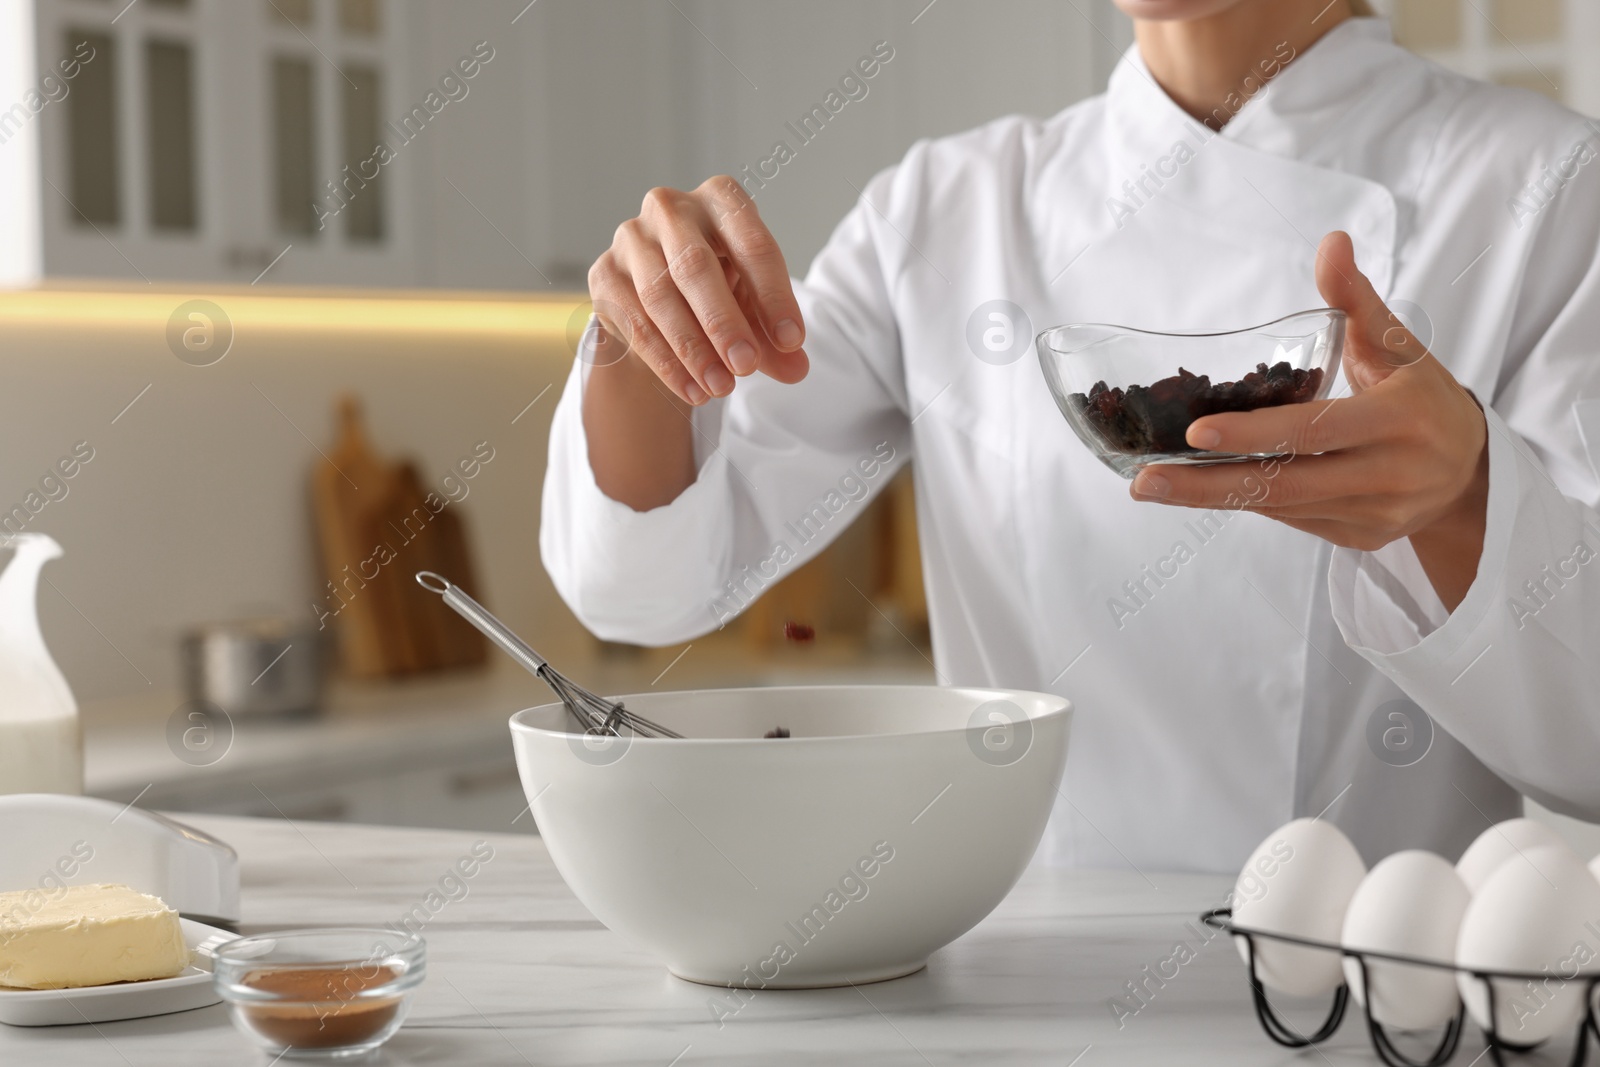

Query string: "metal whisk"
[415, 571, 683, 739]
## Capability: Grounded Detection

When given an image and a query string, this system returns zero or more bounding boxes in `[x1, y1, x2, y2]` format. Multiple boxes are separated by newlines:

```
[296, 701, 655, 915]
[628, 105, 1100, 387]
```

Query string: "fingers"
[655, 231, 757, 383]
[642, 187, 769, 384]
[1315, 230, 1426, 390]
[1129, 455, 1408, 551]
[1315, 231, 1393, 349]
[588, 249, 705, 406]
[1183, 232, 1423, 457]
[1185, 386, 1375, 457]
[731, 272, 809, 384]
[698, 176, 806, 352]
[588, 180, 809, 406]
[1131, 452, 1376, 512]
[616, 221, 734, 401]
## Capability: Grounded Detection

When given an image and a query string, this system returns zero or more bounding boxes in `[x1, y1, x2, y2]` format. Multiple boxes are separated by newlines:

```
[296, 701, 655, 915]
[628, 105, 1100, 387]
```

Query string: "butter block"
[0, 883, 189, 990]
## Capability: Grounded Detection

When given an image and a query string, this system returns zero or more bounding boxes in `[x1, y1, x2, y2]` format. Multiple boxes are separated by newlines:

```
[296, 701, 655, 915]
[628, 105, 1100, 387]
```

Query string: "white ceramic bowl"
[508, 685, 1070, 988]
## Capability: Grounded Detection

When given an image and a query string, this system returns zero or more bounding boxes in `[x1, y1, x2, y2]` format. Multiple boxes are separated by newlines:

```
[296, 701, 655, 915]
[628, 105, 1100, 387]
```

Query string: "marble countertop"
[0, 813, 1477, 1066]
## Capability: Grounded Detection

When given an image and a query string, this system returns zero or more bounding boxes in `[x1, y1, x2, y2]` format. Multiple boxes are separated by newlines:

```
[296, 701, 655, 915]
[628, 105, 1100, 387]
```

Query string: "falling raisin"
[783, 621, 815, 643]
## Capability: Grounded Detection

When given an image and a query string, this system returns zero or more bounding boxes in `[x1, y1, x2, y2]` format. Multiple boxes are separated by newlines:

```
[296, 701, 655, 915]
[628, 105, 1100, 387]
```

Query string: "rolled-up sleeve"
[540, 165, 918, 646]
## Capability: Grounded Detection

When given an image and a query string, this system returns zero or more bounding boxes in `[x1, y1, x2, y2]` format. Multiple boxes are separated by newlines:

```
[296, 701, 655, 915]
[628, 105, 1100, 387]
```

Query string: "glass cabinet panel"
[269, 0, 313, 28]
[1391, 0, 1463, 50]
[145, 39, 197, 231]
[35, 0, 411, 282]
[65, 30, 119, 225]
[272, 57, 318, 234]
[338, 0, 380, 34]
[1491, 0, 1561, 44]
[340, 64, 384, 242]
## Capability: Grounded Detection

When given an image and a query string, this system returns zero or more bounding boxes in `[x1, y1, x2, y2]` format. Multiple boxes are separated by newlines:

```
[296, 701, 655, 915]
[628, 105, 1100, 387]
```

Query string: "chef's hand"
[1130, 231, 1490, 610]
[586, 177, 809, 406]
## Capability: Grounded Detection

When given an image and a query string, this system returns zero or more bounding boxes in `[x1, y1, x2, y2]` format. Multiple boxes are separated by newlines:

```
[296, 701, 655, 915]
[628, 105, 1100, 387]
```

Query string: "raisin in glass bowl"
[1035, 309, 1345, 479]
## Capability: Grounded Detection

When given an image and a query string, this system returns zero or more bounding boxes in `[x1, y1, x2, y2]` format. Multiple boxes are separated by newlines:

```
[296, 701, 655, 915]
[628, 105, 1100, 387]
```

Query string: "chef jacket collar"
[1219, 18, 1403, 158]
[1100, 17, 1400, 298]
[1105, 17, 1401, 159]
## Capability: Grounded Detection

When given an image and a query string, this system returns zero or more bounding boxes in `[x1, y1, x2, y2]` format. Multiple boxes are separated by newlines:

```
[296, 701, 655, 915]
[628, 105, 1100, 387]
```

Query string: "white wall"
[0, 299, 581, 706]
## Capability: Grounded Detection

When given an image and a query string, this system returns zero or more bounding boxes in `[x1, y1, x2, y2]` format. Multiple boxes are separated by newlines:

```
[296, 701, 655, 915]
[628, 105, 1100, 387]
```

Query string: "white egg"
[1455, 818, 1570, 894]
[1340, 850, 1469, 1030]
[1232, 818, 1366, 996]
[1455, 845, 1600, 1043]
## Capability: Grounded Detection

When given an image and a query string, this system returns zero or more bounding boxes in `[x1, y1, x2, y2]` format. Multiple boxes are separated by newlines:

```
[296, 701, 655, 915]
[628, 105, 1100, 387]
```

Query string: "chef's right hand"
[587, 176, 810, 406]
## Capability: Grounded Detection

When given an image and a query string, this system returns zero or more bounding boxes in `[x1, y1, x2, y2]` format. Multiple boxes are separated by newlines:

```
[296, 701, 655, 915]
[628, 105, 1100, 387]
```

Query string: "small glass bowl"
[212, 928, 425, 1060]
[1036, 309, 1345, 479]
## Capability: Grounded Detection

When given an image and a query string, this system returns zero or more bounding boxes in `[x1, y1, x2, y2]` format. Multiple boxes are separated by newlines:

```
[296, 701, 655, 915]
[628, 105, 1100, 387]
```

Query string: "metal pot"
[181, 619, 325, 717]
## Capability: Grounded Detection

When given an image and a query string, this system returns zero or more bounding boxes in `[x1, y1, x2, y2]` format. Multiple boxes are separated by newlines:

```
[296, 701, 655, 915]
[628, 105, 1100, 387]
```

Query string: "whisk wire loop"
[416, 571, 682, 740]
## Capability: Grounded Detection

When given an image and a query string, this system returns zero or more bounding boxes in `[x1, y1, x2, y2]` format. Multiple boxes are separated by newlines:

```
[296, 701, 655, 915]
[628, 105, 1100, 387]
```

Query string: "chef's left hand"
[1130, 231, 1490, 610]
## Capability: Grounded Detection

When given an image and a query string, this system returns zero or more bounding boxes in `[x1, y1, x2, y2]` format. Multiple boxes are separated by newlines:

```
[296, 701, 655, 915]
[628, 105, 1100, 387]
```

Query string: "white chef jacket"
[543, 19, 1600, 874]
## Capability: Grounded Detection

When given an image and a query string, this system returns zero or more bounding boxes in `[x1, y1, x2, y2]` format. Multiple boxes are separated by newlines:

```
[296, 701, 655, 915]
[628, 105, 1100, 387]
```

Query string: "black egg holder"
[1202, 907, 1600, 1067]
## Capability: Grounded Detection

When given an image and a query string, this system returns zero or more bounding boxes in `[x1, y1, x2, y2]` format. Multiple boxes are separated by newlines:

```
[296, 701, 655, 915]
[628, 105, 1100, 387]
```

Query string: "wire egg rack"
[1201, 907, 1600, 1067]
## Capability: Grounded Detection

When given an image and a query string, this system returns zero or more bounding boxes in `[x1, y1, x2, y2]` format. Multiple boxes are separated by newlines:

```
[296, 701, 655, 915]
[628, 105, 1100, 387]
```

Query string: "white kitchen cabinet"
[96, 741, 536, 835]
[0, 1, 1143, 291]
[80, 675, 545, 837]
[1, 0, 419, 286]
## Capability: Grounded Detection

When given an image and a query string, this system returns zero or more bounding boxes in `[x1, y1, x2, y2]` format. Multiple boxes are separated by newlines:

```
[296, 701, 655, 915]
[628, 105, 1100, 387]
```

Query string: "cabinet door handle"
[448, 764, 521, 797]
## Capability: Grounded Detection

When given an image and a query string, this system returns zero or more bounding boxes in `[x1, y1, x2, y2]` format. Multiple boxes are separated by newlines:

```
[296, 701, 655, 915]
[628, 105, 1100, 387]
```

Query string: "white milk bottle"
[0, 534, 82, 794]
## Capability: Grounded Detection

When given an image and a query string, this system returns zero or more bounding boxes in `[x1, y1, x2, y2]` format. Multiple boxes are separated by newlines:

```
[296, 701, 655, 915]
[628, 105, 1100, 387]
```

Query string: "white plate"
[0, 919, 237, 1027]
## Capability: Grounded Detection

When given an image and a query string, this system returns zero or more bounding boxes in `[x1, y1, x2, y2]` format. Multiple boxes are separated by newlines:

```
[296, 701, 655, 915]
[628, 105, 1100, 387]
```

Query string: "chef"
[542, 0, 1600, 873]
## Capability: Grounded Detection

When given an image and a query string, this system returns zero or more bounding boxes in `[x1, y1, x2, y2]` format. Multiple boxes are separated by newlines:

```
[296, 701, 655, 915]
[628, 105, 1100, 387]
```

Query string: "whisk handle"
[415, 571, 549, 677]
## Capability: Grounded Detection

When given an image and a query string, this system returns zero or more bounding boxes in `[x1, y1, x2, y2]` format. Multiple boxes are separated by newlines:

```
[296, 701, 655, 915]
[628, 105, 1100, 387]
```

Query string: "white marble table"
[0, 815, 1495, 1066]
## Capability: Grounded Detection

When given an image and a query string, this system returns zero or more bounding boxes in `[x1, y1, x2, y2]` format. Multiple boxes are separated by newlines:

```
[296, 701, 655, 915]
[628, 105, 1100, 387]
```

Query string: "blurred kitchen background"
[0, 0, 1593, 836]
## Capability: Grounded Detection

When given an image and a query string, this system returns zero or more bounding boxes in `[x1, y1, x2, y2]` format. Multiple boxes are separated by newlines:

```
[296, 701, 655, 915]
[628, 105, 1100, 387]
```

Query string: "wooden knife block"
[312, 397, 488, 678]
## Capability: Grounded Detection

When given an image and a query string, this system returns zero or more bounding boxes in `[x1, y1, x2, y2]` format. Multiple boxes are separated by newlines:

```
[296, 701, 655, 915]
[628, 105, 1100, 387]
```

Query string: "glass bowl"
[212, 928, 425, 1060]
[1035, 309, 1345, 479]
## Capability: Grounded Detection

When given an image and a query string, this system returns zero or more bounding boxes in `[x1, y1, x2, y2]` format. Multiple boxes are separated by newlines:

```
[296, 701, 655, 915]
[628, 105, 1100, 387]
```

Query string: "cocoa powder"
[239, 964, 403, 1049]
